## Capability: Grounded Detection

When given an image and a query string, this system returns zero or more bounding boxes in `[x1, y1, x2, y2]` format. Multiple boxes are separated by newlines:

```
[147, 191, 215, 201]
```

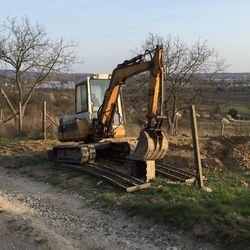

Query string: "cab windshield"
[90, 79, 110, 112]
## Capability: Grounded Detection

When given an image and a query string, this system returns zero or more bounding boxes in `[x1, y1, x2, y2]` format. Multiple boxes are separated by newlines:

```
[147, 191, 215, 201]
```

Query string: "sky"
[0, 0, 250, 73]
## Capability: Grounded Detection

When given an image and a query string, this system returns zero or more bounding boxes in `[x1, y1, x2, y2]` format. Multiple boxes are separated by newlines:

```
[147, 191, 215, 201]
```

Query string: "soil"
[0, 139, 62, 157]
[164, 135, 250, 172]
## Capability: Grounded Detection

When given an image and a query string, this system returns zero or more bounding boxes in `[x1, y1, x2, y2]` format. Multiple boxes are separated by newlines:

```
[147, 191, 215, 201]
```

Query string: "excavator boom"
[98, 45, 164, 134]
[97, 45, 168, 161]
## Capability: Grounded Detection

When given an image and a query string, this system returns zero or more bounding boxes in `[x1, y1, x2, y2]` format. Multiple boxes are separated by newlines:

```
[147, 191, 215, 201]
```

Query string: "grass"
[0, 137, 28, 145]
[0, 136, 41, 146]
[1, 155, 44, 169]
[1, 152, 249, 249]
[96, 170, 250, 248]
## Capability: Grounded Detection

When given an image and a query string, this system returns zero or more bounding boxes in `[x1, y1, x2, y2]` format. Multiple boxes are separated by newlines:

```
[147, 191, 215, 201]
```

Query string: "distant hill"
[0, 69, 91, 89]
[1, 69, 250, 80]
[0, 69, 89, 83]
[1, 69, 250, 90]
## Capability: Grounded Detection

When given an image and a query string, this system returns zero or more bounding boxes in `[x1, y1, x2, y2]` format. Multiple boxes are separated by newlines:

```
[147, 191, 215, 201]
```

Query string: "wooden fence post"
[43, 101, 47, 140]
[18, 102, 22, 133]
[189, 105, 204, 188]
[221, 122, 225, 136]
[0, 109, 3, 122]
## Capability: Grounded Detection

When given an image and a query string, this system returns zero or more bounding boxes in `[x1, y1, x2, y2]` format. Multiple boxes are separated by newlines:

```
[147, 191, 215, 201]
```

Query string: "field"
[0, 82, 250, 249]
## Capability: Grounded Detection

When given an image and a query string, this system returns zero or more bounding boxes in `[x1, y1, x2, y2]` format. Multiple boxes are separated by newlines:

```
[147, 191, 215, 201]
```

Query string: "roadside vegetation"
[0, 136, 30, 146]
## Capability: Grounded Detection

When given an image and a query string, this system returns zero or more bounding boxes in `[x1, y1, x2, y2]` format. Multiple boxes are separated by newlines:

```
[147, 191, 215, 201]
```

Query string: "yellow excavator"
[51, 45, 168, 180]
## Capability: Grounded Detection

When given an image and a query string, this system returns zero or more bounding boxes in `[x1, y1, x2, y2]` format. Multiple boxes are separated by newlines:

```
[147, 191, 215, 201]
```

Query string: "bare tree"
[0, 16, 76, 131]
[140, 33, 226, 134]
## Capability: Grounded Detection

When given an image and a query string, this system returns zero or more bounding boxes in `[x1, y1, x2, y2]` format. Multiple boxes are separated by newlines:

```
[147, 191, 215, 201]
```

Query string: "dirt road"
[0, 167, 217, 250]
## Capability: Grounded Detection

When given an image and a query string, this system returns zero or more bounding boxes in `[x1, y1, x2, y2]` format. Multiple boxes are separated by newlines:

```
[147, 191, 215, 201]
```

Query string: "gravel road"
[0, 168, 217, 250]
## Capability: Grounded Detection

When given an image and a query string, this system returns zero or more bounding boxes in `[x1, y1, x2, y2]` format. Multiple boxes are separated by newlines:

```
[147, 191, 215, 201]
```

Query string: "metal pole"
[189, 105, 204, 188]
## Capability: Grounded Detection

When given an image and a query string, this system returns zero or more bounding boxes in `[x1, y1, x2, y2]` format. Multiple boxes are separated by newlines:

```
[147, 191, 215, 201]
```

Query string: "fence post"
[0, 109, 3, 121]
[221, 122, 225, 136]
[43, 100, 47, 140]
[18, 102, 22, 133]
[189, 105, 204, 188]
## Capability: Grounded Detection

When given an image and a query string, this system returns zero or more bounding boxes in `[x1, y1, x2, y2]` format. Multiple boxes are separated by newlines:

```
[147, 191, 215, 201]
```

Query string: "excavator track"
[50, 144, 97, 163]
[111, 158, 196, 183]
[156, 163, 196, 184]
[57, 161, 151, 192]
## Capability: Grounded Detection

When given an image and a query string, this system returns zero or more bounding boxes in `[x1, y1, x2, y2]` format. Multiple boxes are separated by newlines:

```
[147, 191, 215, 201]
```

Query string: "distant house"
[38, 81, 61, 89]
[38, 80, 75, 90]
[0, 73, 15, 87]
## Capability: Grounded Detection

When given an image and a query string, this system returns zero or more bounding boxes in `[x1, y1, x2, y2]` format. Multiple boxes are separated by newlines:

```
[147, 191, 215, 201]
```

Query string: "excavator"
[50, 45, 168, 181]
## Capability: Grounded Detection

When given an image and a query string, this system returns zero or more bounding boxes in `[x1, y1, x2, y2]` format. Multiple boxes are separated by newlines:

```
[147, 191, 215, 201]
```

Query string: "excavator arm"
[96, 45, 168, 161]
[98, 45, 164, 135]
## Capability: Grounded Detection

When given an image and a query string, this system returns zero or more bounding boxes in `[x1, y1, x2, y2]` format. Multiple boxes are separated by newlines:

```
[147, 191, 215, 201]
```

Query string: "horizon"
[0, 0, 250, 73]
[2, 68, 250, 76]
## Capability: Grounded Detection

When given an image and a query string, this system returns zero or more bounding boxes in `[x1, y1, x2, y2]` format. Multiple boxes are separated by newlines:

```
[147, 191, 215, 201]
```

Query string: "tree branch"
[0, 88, 16, 115]
[0, 112, 18, 125]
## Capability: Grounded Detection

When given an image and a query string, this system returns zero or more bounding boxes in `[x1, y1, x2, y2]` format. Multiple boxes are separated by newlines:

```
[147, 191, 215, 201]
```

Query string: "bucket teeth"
[128, 129, 168, 161]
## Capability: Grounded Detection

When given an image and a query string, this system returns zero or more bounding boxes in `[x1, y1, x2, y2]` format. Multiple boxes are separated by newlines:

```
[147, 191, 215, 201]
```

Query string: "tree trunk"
[18, 102, 23, 133]
[166, 114, 175, 135]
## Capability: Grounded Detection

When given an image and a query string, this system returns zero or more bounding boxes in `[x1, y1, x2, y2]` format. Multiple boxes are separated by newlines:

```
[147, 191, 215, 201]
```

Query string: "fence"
[0, 100, 58, 139]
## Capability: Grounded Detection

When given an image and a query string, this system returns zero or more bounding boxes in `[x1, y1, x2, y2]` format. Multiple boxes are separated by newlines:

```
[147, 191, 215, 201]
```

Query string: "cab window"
[90, 79, 110, 112]
[76, 83, 88, 113]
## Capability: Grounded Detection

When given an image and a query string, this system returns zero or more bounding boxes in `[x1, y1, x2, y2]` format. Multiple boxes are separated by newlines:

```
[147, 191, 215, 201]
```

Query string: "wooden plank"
[185, 177, 196, 185]
[189, 105, 204, 188]
[126, 183, 151, 192]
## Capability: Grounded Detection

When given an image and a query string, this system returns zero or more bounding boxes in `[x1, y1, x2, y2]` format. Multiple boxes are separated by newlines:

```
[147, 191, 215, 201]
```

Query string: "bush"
[228, 108, 238, 119]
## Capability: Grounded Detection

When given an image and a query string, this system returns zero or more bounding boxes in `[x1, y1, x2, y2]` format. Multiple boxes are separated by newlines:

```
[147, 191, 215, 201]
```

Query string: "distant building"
[38, 80, 75, 89]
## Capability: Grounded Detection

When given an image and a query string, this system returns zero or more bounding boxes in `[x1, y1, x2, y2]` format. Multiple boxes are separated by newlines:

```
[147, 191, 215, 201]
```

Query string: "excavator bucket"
[128, 129, 168, 161]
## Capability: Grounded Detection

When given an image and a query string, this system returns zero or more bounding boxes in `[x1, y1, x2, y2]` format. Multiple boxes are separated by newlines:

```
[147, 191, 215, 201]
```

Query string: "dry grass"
[179, 118, 250, 137]
[0, 113, 58, 138]
[2, 114, 249, 139]
[0, 87, 249, 139]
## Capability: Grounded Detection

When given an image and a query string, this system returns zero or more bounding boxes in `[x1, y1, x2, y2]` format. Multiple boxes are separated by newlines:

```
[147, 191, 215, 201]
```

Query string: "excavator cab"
[58, 74, 125, 142]
[76, 74, 111, 116]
